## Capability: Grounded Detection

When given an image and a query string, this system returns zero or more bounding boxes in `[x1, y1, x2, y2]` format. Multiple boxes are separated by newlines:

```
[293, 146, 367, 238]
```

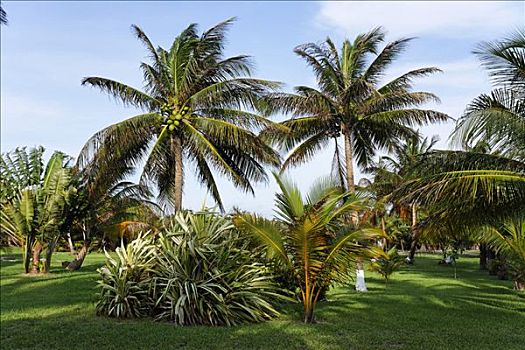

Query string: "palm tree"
[0, 5, 7, 25]
[396, 30, 525, 226]
[63, 161, 160, 271]
[80, 18, 280, 212]
[262, 28, 448, 192]
[1, 148, 74, 273]
[364, 134, 439, 262]
[234, 173, 382, 323]
[481, 218, 525, 290]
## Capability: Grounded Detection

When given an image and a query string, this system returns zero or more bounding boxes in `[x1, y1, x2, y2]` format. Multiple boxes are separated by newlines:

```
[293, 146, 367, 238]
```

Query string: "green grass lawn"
[1, 251, 524, 350]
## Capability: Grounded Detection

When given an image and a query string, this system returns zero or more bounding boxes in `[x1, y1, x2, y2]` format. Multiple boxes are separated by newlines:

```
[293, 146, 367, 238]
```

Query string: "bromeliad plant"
[234, 174, 383, 323]
[96, 210, 284, 325]
[80, 18, 280, 212]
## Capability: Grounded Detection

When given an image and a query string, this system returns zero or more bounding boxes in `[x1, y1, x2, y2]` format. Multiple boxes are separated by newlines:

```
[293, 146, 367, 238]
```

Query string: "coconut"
[167, 119, 173, 124]
[175, 114, 182, 120]
[174, 121, 180, 126]
[169, 124, 176, 131]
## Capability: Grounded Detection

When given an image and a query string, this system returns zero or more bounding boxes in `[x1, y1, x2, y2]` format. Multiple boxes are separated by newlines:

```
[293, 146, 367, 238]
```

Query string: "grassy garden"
[0, 6, 524, 350]
[2, 251, 523, 350]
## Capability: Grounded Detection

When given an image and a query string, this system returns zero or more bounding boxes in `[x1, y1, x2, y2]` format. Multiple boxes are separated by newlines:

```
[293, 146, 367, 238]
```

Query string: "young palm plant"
[480, 218, 525, 290]
[370, 247, 405, 288]
[234, 174, 383, 323]
[262, 28, 448, 192]
[80, 18, 280, 212]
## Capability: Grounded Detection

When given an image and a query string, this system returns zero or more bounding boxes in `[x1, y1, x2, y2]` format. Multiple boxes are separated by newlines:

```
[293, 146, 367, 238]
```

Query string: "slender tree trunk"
[42, 240, 57, 273]
[30, 241, 43, 274]
[381, 217, 387, 249]
[479, 244, 487, 270]
[23, 236, 34, 273]
[342, 126, 355, 193]
[67, 232, 76, 255]
[172, 135, 184, 212]
[407, 204, 418, 263]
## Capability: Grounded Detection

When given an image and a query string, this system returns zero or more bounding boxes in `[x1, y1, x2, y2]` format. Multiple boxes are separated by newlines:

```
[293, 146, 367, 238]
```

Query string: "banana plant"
[1, 149, 74, 273]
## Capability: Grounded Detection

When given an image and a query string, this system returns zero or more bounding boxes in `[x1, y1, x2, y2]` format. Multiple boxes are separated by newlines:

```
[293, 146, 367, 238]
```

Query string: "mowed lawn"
[1, 251, 524, 350]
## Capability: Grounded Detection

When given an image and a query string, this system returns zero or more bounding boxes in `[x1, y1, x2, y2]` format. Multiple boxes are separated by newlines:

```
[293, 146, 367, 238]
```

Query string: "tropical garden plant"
[261, 28, 448, 192]
[369, 247, 405, 287]
[1, 147, 75, 273]
[234, 174, 383, 323]
[80, 18, 280, 212]
[97, 210, 284, 325]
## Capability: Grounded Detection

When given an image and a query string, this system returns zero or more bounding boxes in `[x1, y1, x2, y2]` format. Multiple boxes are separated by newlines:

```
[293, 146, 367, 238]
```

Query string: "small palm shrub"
[370, 247, 405, 287]
[96, 211, 283, 325]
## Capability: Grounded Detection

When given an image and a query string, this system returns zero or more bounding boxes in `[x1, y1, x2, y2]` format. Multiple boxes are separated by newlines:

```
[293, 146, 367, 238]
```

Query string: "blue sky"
[1, 1, 523, 215]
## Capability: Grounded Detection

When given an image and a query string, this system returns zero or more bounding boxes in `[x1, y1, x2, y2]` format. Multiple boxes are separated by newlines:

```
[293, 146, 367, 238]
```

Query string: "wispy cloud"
[317, 1, 523, 39]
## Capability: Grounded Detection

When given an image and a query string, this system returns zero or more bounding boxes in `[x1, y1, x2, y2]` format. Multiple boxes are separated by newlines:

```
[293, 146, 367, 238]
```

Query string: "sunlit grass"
[1, 250, 524, 349]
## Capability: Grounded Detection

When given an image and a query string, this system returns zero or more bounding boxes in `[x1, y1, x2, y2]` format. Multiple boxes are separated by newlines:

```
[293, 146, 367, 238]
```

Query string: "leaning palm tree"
[234, 174, 382, 323]
[262, 28, 448, 192]
[80, 18, 280, 212]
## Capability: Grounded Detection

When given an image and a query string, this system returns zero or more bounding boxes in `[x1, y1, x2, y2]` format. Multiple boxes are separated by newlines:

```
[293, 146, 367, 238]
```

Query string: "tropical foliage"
[80, 18, 280, 212]
[262, 28, 448, 192]
[1, 147, 75, 273]
[369, 247, 405, 287]
[234, 174, 383, 323]
[97, 210, 284, 325]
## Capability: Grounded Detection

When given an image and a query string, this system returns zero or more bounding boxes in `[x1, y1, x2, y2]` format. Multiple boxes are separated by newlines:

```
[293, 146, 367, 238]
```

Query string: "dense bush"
[96, 211, 284, 326]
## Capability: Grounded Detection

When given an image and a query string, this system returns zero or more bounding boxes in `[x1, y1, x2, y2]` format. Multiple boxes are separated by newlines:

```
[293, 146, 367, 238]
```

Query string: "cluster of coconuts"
[158, 102, 191, 132]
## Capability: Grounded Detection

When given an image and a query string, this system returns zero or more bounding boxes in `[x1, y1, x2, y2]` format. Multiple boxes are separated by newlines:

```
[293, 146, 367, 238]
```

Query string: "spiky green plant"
[96, 234, 155, 318]
[234, 174, 383, 323]
[96, 210, 284, 325]
[262, 28, 448, 192]
[80, 18, 280, 212]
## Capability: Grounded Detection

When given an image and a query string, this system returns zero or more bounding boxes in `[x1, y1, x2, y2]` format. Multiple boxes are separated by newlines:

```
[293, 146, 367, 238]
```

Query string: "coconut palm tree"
[262, 28, 448, 192]
[396, 30, 525, 225]
[234, 173, 382, 323]
[80, 18, 280, 212]
[0, 5, 7, 25]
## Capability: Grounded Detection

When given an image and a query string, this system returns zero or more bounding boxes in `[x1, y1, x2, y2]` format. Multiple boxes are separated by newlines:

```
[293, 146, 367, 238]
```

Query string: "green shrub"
[370, 247, 405, 287]
[96, 235, 155, 318]
[96, 211, 284, 326]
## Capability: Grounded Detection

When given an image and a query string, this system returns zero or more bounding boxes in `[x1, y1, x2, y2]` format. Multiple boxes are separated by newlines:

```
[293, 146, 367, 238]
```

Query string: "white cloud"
[317, 1, 523, 38]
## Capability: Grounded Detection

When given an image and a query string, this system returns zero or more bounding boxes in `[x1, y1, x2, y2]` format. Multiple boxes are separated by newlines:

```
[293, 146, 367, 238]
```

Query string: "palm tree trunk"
[407, 204, 418, 263]
[65, 225, 90, 271]
[30, 241, 43, 274]
[67, 232, 76, 255]
[479, 244, 488, 270]
[172, 135, 184, 212]
[342, 126, 355, 193]
[65, 240, 90, 271]
[43, 240, 57, 273]
[23, 236, 34, 273]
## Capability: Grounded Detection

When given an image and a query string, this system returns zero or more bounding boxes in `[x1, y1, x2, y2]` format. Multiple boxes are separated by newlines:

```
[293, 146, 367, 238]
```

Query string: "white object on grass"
[355, 268, 368, 292]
